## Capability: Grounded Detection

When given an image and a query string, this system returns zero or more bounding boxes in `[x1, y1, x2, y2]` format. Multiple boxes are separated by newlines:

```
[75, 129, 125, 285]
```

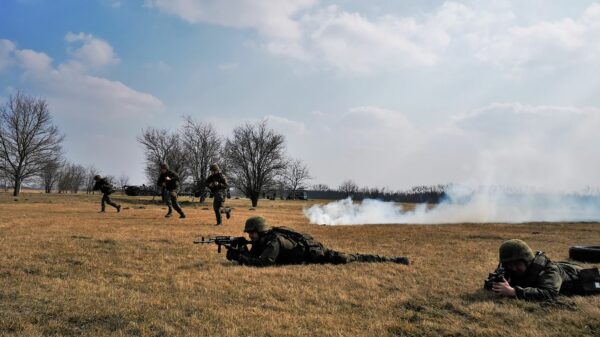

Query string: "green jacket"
[238, 230, 307, 266]
[508, 253, 582, 301]
[157, 170, 180, 191]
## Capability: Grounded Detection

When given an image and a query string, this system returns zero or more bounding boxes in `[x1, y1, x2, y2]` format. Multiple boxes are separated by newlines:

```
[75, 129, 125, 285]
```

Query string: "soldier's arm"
[514, 267, 562, 301]
[157, 174, 164, 186]
[238, 239, 280, 267]
[171, 172, 180, 182]
[219, 174, 228, 187]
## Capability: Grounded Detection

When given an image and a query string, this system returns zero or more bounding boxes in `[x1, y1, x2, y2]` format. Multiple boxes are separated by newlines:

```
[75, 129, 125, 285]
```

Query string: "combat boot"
[117, 205, 121, 213]
[392, 257, 411, 265]
[165, 213, 172, 218]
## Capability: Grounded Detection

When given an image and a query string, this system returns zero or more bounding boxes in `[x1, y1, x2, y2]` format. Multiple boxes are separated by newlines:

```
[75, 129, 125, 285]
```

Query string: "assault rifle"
[193, 236, 249, 253]
[484, 263, 506, 290]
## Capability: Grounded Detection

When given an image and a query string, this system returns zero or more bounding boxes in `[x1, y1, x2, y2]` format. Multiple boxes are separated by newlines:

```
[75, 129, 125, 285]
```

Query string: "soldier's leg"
[322, 250, 410, 265]
[100, 194, 107, 212]
[170, 192, 185, 218]
[213, 193, 223, 225]
[352, 253, 410, 265]
[321, 249, 357, 264]
[105, 194, 119, 209]
[163, 191, 173, 216]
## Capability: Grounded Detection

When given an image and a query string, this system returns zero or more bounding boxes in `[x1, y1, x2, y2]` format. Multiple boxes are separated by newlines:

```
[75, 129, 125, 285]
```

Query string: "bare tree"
[85, 166, 99, 194]
[339, 180, 359, 197]
[0, 92, 64, 196]
[224, 120, 287, 207]
[40, 158, 63, 193]
[282, 158, 311, 196]
[138, 128, 188, 186]
[181, 117, 221, 201]
[57, 163, 86, 193]
[118, 173, 130, 189]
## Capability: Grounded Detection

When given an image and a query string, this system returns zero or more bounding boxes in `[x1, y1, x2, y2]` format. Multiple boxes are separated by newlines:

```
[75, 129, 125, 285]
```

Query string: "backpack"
[271, 227, 326, 261]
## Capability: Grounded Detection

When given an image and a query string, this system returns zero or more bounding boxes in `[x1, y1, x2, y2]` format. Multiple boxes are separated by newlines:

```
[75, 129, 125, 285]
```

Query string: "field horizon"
[1, 192, 599, 337]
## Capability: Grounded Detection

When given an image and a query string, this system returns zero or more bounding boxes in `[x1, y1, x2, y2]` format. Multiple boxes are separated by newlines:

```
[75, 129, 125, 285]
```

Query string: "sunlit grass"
[1, 192, 599, 336]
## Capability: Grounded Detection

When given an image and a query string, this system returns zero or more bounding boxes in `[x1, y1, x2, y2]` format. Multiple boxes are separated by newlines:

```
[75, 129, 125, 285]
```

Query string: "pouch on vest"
[272, 227, 325, 261]
[579, 267, 600, 294]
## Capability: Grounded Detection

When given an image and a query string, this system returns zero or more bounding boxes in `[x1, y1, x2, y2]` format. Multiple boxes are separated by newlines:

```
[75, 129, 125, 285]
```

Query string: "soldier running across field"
[157, 163, 186, 219]
[92, 175, 121, 213]
[225, 216, 411, 266]
[206, 164, 231, 226]
[488, 239, 600, 301]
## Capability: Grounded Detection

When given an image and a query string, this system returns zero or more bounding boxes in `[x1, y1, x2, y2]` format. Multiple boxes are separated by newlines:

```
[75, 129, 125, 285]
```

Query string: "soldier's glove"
[226, 248, 241, 261]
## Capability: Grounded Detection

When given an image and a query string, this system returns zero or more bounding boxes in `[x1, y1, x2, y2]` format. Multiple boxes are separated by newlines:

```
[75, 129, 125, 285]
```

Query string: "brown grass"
[0, 192, 599, 337]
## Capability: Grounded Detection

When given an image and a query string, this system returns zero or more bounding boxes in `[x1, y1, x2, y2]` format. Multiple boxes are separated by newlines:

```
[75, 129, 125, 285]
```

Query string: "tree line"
[138, 118, 311, 207]
[0, 92, 129, 196]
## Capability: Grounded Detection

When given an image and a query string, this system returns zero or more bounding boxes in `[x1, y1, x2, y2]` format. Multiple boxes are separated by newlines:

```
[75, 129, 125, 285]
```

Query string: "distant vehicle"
[123, 185, 159, 197]
[286, 191, 308, 200]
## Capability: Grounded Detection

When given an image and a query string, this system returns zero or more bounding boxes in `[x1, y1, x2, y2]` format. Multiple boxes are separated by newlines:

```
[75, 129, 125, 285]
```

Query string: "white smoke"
[303, 189, 600, 225]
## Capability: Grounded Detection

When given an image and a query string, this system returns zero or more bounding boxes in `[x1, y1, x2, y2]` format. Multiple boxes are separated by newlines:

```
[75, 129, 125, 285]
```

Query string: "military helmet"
[93, 175, 101, 180]
[499, 239, 535, 264]
[160, 163, 169, 170]
[244, 216, 269, 233]
[210, 164, 220, 172]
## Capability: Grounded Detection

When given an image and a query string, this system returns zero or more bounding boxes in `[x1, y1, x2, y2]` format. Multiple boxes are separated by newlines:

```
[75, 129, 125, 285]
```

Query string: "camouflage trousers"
[164, 190, 184, 216]
[213, 190, 230, 225]
[101, 193, 119, 212]
[322, 249, 400, 264]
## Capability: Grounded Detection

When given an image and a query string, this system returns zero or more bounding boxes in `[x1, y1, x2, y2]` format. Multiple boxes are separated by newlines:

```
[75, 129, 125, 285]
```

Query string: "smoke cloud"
[303, 189, 600, 225]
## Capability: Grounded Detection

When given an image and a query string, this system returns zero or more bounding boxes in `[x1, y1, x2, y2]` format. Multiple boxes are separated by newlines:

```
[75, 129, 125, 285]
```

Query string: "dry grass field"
[1, 192, 599, 337]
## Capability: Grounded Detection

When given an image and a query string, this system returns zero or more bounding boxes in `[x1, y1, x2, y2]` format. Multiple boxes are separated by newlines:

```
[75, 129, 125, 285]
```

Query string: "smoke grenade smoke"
[303, 188, 600, 225]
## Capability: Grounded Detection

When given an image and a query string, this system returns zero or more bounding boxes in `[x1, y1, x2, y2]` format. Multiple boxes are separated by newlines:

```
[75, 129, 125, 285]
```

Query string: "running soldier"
[92, 175, 121, 213]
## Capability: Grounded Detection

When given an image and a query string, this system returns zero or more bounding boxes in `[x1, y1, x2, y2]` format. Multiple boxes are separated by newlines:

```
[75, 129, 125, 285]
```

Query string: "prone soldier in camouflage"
[225, 216, 411, 266]
[205, 164, 231, 226]
[489, 239, 599, 300]
[92, 175, 121, 213]
[157, 163, 186, 219]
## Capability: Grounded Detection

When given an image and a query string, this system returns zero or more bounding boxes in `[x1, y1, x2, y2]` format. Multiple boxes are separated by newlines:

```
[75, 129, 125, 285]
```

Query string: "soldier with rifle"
[195, 216, 411, 266]
[157, 163, 186, 219]
[205, 164, 231, 226]
[484, 239, 600, 300]
[92, 175, 121, 213]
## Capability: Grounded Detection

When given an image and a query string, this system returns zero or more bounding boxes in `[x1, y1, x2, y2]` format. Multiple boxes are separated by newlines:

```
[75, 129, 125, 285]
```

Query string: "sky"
[1, 0, 600, 191]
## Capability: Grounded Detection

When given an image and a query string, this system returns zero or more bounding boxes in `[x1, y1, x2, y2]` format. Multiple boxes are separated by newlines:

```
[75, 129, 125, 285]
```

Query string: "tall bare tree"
[0, 92, 64, 196]
[85, 166, 99, 194]
[339, 179, 359, 197]
[118, 173, 130, 189]
[224, 120, 287, 207]
[57, 163, 86, 193]
[40, 158, 63, 193]
[282, 158, 311, 196]
[138, 128, 188, 186]
[181, 117, 221, 201]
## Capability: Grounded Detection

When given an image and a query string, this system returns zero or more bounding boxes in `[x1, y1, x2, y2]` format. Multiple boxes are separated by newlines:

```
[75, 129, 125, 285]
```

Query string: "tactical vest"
[271, 227, 326, 261]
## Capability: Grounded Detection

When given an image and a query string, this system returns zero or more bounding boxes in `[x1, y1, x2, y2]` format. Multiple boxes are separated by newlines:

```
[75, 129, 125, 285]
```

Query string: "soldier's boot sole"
[165, 213, 173, 218]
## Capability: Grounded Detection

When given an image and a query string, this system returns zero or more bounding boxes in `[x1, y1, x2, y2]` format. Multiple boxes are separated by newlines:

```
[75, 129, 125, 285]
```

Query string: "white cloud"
[145, 1, 600, 74]
[269, 103, 600, 191]
[0, 40, 16, 71]
[2, 37, 164, 184]
[65, 32, 120, 69]
[144, 0, 316, 40]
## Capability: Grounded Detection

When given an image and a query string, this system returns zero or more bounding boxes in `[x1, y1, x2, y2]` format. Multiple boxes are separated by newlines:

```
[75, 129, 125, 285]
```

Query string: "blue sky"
[1, 0, 600, 191]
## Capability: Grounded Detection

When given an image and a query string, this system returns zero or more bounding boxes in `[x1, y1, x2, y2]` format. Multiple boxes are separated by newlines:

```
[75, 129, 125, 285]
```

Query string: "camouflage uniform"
[206, 168, 231, 225]
[229, 217, 411, 267]
[157, 169, 185, 218]
[92, 177, 120, 212]
[499, 239, 585, 301]
[506, 253, 584, 301]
